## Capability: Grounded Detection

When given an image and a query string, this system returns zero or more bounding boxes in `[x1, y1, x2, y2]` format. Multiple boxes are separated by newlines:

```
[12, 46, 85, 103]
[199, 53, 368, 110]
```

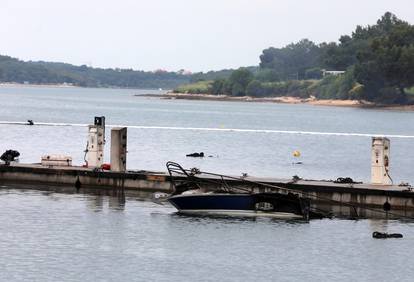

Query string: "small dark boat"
[164, 162, 322, 220]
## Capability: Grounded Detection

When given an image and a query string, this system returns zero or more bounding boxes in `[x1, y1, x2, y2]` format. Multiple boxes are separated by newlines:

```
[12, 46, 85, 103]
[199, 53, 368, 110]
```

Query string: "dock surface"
[1, 163, 413, 218]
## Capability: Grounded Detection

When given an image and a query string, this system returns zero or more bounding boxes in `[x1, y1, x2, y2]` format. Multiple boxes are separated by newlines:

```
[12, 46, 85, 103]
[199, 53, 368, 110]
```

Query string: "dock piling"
[371, 137, 392, 185]
[86, 117, 106, 168]
[110, 127, 127, 172]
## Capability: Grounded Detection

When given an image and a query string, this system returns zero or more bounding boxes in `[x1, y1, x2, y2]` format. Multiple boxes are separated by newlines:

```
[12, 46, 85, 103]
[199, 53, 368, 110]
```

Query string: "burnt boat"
[165, 162, 322, 220]
[168, 191, 310, 219]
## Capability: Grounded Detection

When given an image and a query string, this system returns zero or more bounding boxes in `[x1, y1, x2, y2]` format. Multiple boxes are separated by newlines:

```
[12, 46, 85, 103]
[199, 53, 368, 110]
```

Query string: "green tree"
[246, 80, 265, 97]
[227, 68, 254, 96]
[211, 79, 226, 94]
[255, 69, 280, 82]
[354, 14, 414, 103]
[260, 39, 322, 80]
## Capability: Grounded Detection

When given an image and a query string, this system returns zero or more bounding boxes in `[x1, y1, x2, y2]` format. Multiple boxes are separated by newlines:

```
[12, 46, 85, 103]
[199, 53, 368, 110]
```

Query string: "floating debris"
[372, 231, 403, 239]
[186, 152, 204, 158]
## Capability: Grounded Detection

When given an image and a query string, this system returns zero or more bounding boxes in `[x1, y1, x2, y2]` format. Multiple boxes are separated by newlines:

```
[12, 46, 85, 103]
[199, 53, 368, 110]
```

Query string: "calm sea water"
[0, 86, 414, 281]
[1, 85, 414, 182]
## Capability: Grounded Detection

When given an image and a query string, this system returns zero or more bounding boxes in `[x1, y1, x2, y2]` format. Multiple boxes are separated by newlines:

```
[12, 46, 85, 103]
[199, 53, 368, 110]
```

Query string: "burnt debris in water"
[186, 152, 204, 158]
[372, 231, 403, 239]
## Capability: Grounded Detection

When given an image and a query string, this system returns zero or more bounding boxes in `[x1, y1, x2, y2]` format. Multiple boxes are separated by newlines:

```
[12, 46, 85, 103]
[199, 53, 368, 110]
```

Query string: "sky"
[0, 0, 413, 72]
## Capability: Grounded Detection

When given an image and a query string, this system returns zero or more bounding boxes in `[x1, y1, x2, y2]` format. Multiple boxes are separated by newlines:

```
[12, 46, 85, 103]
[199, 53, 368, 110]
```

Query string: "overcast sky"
[0, 0, 413, 72]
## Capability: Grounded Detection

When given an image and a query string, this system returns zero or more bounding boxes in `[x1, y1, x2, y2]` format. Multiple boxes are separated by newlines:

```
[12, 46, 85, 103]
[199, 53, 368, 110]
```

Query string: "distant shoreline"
[137, 92, 414, 111]
[0, 82, 77, 88]
[0, 82, 168, 91]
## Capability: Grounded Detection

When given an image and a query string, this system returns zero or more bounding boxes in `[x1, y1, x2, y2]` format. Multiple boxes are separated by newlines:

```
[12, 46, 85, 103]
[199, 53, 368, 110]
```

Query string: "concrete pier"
[1, 162, 414, 218]
[0, 163, 170, 192]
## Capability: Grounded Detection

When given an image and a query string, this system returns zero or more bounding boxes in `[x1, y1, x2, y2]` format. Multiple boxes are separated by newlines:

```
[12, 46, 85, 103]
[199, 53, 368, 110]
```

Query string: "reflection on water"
[108, 194, 125, 211]
[81, 191, 127, 212]
[314, 203, 414, 220]
[87, 194, 104, 212]
[171, 212, 313, 227]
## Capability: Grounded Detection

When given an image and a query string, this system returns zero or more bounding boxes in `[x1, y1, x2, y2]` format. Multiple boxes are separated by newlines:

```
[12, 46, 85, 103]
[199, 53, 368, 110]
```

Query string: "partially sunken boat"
[164, 162, 323, 220]
[169, 191, 310, 219]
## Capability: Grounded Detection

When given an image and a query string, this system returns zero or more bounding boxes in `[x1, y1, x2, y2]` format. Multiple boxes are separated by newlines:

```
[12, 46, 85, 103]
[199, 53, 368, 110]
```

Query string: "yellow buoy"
[293, 150, 301, 157]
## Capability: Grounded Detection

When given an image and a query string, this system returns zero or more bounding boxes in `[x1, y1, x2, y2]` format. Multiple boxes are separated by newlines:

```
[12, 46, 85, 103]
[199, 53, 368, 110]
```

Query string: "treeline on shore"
[174, 12, 414, 105]
[0, 56, 191, 89]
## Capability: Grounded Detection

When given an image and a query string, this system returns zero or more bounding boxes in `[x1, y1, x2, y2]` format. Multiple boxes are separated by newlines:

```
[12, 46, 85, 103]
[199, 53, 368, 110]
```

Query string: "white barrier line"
[1, 121, 414, 138]
[0, 121, 88, 127]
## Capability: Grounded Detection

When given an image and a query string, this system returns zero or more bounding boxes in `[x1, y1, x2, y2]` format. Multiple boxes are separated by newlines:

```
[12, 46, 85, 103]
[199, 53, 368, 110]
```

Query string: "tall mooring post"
[110, 127, 127, 172]
[86, 116, 106, 168]
[371, 137, 392, 185]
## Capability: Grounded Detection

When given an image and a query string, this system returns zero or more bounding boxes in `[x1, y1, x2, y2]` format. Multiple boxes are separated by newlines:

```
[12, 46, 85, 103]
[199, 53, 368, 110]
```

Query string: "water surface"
[0, 187, 412, 282]
[1, 85, 414, 183]
[1, 86, 414, 281]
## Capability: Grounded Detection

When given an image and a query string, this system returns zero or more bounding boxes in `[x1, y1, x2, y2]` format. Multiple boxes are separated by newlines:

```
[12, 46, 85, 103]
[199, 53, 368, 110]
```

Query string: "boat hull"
[168, 193, 307, 219]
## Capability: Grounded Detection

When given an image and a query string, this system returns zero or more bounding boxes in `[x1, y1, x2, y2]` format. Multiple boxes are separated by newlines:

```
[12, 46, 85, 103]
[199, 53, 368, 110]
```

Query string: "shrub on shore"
[173, 80, 213, 94]
[174, 75, 357, 100]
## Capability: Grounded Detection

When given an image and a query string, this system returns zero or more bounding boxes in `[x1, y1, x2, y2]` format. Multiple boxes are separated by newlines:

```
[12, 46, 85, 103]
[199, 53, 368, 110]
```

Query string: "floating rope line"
[1, 121, 414, 139]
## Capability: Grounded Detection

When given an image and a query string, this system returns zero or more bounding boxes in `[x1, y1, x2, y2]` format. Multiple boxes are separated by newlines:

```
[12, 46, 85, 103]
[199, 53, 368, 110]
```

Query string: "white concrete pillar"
[87, 117, 105, 168]
[371, 137, 392, 185]
[110, 127, 127, 172]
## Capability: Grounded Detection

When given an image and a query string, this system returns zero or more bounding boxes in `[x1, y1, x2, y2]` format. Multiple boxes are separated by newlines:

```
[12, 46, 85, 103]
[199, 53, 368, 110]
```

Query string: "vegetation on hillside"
[0, 56, 191, 89]
[189, 66, 258, 83]
[0, 55, 242, 89]
[175, 12, 414, 104]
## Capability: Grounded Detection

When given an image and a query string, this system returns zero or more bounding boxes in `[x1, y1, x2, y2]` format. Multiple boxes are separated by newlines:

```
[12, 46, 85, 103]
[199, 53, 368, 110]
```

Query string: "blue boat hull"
[168, 193, 307, 219]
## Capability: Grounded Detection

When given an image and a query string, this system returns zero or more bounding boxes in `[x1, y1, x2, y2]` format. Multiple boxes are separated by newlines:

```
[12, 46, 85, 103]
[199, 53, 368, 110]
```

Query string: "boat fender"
[153, 192, 170, 199]
[151, 192, 170, 205]
[383, 201, 391, 211]
[101, 163, 111, 170]
[75, 178, 82, 190]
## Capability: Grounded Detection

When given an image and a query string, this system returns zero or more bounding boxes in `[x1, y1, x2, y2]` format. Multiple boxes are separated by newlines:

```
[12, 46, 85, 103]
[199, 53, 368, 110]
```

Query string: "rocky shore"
[138, 92, 379, 108]
[138, 92, 414, 110]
